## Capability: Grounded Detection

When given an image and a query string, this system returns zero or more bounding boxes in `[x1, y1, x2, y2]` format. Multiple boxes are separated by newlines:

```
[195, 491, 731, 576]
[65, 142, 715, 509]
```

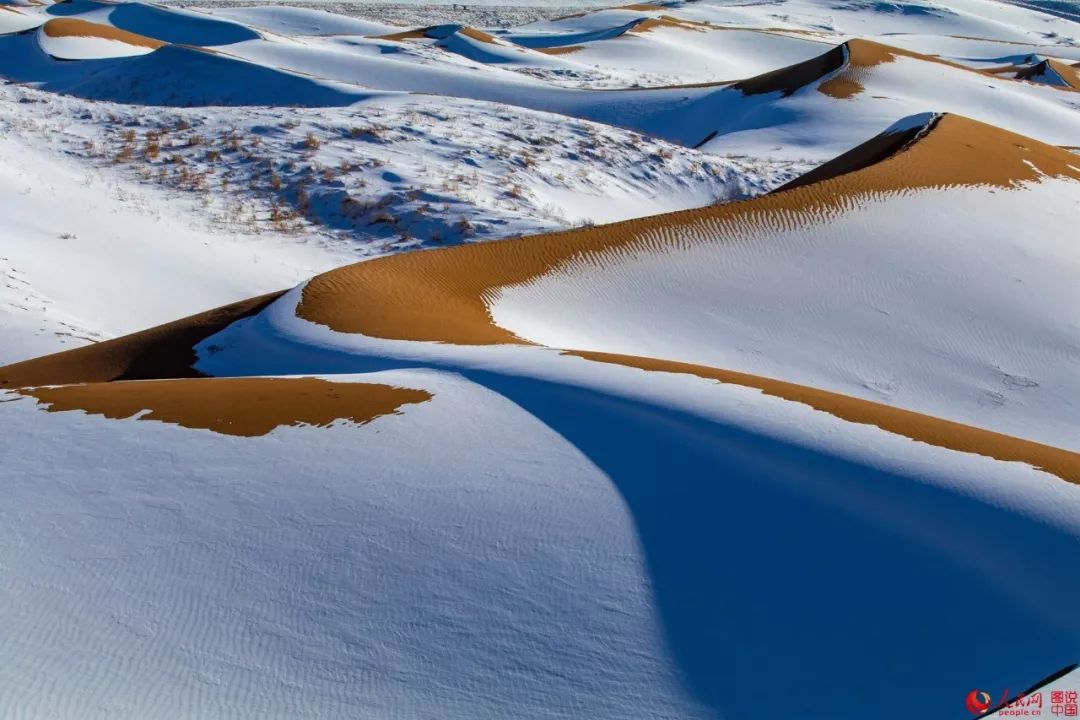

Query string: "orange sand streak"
[21, 377, 432, 437]
[42, 17, 166, 49]
[297, 114, 1080, 347]
[567, 351, 1080, 486]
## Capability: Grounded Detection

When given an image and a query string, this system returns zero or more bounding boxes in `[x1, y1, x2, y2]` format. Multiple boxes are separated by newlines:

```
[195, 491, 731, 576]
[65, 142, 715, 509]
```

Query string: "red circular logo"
[966, 689, 993, 715]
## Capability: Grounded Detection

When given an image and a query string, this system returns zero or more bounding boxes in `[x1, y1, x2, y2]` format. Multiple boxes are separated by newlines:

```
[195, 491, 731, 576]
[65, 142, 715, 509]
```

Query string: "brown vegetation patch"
[20, 377, 432, 437]
[618, 3, 666, 10]
[42, 17, 166, 49]
[566, 351, 1080, 486]
[0, 292, 283, 389]
[296, 114, 1080, 348]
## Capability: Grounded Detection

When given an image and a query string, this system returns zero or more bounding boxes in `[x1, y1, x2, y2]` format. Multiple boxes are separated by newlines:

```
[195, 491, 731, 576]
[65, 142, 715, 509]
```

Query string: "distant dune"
[1, 1, 1079, 718]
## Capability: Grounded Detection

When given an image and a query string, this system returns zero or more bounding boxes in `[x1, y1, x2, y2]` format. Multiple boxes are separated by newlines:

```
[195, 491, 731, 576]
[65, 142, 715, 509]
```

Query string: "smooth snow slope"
[0, 0, 1078, 718]
[2, 351, 1078, 720]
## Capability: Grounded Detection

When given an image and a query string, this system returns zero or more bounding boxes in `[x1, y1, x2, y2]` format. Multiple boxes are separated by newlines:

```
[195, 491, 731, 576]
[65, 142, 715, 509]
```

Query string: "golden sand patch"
[0, 292, 283, 389]
[288, 114, 1080, 482]
[813, 38, 979, 99]
[372, 27, 430, 41]
[627, 15, 714, 34]
[296, 114, 1080, 348]
[816, 76, 862, 99]
[536, 45, 584, 56]
[42, 17, 166, 49]
[374, 25, 497, 44]
[1033, 59, 1080, 91]
[458, 26, 498, 44]
[982, 63, 1028, 76]
[21, 377, 431, 437]
[567, 351, 1080, 486]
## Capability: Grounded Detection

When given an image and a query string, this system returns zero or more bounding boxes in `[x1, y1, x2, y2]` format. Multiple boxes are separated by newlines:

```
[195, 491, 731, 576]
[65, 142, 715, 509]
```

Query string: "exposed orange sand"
[0, 292, 282, 389]
[296, 114, 1079, 349]
[775, 116, 931, 191]
[815, 76, 862, 99]
[286, 114, 1080, 479]
[1043, 59, 1080, 90]
[536, 45, 584, 56]
[979, 59, 1079, 92]
[814, 38, 979, 99]
[41, 17, 166, 49]
[545, 2, 663, 22]
[373, 27, 430, 41]
[727, 38, 996, 100]
[20, 377, 432, 437]
[628, 15, 713, 34]
[374, 25, 497, 44]
[567, 351, 1080, 486]
[458, 26, 498, 44]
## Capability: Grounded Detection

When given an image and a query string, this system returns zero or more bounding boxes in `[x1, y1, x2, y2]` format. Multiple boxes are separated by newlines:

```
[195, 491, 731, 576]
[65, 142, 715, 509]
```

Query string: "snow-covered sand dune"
[4, 0, 1079, 153]
[3, 109, 1080, 719]
[1, 0, 1079, 718]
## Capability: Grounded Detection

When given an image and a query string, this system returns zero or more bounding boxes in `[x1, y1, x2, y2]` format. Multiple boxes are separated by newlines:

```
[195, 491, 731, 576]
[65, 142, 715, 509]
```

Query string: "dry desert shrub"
[143, 131, 161, 160]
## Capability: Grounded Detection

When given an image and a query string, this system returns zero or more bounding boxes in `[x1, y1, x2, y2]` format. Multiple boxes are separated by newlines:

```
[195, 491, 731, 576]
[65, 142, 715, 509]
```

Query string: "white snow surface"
[489, 181, 1080, 450]
[1, 1, 1080, 718]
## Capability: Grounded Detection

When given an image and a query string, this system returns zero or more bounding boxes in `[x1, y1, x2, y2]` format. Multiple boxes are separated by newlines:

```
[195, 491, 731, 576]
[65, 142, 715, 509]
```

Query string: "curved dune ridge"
[626, 15, 715, 34]
[815, 38, 977, 99]
[280, 113, 1080, 485]
[375, 25, 498, 44]
[731, 38, 980, 100]
[1016, 58, 1080, 90]
[296, 113, 1080, 346]
[19, 377, 432, 437]
[732, 42, 847, 96]
[276, 112, 1080, 483]
[728, 39, 927, 99]
[0, 292, 283, 389]
[40, 17, 165, 49]
[3, 112, 1076, 484]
